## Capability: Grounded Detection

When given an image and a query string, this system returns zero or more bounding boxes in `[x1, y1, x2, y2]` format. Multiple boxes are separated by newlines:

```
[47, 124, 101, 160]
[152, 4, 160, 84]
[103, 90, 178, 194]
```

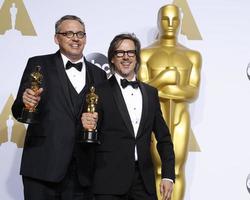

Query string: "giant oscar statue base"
[138, 4, 202, 200]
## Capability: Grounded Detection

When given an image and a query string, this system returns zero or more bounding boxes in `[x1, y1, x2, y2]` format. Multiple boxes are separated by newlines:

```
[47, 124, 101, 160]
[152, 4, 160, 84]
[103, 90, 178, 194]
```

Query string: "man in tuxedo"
[12, 15, 106, 200]
[82, 33, 175, 200]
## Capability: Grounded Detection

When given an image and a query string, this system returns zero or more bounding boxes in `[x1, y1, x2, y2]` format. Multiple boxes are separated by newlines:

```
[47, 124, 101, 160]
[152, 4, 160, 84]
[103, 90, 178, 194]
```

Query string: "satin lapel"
[77, 59, 92, 119]
[109, 76, 134, 136]
[54, 52, 75, 117]
[136, 82, 149, 138]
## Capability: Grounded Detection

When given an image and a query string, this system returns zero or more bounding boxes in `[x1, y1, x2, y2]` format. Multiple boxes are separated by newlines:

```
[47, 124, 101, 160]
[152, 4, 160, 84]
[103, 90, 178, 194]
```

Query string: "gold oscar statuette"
[19, 65, 43, 124]
[79, 86, 100, 144]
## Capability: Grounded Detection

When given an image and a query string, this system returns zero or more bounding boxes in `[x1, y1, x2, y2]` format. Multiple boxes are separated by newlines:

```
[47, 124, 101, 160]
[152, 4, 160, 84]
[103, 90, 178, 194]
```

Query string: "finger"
[161, 189, 166, 200]
[36, 96, 41, 102]
[25, 99, 37, 107]
[88, 114, 97, 122]
[22, 94, 31, 104]
[23, 92, 41, 107]
[82, 112, 88, 118]
[81, 118, 90, 129]
[24, 100, 36, 108]
[82, 113, 90, 124]
[160, 186, 164, 198]
[164, 190, 172, 200]
[166, 192, 171, 200]
[92, 112, 98, 120]
[26, 88, 36, 96]
[163, 191, 168, 200]
[165, 187, 173, 200]
[24, 89, 38, 101]
[25, 95, 39, 104]
[88, 118, 96, 126]
[35, 88, 44, 96]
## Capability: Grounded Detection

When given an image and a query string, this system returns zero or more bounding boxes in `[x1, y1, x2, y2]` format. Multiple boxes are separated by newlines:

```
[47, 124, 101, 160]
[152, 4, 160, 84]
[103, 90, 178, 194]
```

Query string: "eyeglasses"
[114, 50, 136, 58]
[56, 31, 86, 39]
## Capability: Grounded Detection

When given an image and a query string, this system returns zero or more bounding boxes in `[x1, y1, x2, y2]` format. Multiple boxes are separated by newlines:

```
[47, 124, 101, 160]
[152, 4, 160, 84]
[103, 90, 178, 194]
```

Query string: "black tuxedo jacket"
[12, 51, 106, 186]
[93, 75, 175, 195]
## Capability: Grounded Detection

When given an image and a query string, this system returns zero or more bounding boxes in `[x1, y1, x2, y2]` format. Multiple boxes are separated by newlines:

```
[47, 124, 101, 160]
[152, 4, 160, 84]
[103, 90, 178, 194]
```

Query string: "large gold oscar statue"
[138, 4, 202, 200]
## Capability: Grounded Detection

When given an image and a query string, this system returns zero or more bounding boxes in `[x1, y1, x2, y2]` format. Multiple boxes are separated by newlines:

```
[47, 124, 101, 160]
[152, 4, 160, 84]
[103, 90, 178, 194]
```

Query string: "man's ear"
[54, 35, 59, 45]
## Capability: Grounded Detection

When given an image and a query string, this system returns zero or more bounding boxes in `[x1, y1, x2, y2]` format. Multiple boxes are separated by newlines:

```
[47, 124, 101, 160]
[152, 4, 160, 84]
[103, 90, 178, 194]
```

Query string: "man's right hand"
[81, 112, 98, 130]
[22, 88, 43, 108]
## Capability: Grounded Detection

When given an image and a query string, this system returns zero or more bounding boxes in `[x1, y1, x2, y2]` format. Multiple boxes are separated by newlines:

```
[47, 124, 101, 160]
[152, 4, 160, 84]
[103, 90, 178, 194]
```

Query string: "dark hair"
[108, 33, 141, 74]
[55, 15, 85, 33]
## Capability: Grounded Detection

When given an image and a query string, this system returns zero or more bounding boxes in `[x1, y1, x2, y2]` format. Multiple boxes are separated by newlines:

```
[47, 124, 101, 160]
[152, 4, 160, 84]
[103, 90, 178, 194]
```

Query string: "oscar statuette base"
[79, 129, 100, 144]
[18, 108, 39, 124]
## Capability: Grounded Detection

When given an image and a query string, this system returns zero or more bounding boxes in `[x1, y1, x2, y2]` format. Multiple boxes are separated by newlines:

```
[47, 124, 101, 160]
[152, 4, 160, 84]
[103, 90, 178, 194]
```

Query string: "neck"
[115, 72, 136, 81]
[159, 35, 177, 46]
[61, 52, 83, 62]
[68, 56, 83, 62]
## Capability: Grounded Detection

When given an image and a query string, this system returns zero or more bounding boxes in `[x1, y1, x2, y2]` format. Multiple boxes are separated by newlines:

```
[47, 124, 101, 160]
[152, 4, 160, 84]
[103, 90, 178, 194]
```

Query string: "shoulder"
[176, 44, 202, 65]
[85, 59, 106, 75]
[140, 81, 158, 94]
[96, 75, 117, 90]
[25, 52, 58, 71]
[94, 79, 111, 96]
[140, 46, 157, 61]
[28, 52, 57, 62]
[185, 49, 201, 59]
[178, 44, 202, 60]
[185, 49, 202, 67]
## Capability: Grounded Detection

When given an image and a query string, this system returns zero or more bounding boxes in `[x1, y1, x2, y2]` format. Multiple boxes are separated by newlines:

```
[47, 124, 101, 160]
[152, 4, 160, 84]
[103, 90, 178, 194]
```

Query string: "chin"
[70, 53, 82, 59]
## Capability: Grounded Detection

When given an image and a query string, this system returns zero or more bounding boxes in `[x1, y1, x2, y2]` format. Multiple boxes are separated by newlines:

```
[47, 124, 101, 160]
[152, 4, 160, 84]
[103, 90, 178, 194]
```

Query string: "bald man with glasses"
[12, 15, 107, 200]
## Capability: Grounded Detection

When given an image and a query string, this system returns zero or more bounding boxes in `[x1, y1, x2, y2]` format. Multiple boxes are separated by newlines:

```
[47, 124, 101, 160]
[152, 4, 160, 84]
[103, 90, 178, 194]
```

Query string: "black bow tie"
[66, 61, 83, 71]
[120, 79, 139, 89]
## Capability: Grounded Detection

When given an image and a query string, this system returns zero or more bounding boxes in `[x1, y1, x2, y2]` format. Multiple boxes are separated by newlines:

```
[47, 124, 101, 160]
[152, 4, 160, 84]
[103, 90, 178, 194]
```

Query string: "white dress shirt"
[61, 53, 86, 94]
[115, 73, 142, 161]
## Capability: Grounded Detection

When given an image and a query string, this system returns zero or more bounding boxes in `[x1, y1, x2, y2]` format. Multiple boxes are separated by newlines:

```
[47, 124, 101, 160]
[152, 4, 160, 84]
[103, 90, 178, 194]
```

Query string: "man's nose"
[123, 52, 129, 59]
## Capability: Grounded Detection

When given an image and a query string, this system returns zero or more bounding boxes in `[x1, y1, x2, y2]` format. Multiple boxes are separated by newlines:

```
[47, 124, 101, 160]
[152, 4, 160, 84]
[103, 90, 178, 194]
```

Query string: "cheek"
[81, 38, 87, 46]
[161, 21, 168, 28]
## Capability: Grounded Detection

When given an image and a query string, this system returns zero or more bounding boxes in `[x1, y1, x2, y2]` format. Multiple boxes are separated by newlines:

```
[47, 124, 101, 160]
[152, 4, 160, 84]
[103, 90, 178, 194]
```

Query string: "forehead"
[116, 39, 135, 49]
[59, 20, 85, 31]
[160, 6, 179, 19]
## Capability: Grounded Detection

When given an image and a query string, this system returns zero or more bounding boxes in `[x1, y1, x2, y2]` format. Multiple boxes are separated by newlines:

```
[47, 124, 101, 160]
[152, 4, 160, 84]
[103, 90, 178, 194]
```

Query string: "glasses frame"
[114, 50, 136, 58]
[56, 31, 86, 39]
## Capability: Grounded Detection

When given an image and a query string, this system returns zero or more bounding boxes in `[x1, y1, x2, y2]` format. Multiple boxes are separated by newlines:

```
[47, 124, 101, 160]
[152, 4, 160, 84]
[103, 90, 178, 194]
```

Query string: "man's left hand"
[160, 179, 174, 200]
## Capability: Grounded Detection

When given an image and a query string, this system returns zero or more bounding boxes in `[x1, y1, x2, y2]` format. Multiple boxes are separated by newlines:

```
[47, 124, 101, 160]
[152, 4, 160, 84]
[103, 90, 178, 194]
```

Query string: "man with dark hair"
[12, 15, 106, 200]
[82, 33, 175, 200]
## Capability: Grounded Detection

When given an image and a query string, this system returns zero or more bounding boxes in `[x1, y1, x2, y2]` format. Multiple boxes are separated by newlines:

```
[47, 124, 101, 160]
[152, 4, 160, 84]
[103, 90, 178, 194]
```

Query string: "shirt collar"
[114, 72, 136, 83]
[61, 53, 84, 69]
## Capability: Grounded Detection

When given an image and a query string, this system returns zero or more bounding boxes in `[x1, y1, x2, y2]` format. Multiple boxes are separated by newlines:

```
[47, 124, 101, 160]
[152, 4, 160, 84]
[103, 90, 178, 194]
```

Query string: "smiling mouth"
[70, 43, 81, 48]
[121, 61, 131, 66]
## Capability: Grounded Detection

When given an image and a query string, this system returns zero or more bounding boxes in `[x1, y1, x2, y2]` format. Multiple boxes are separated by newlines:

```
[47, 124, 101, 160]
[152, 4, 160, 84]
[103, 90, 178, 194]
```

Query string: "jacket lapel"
[53, 51, 75, 117]
[136, 82, 148, 138]
[77, 59, 93, 118]
[109, 75, 134, 136]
